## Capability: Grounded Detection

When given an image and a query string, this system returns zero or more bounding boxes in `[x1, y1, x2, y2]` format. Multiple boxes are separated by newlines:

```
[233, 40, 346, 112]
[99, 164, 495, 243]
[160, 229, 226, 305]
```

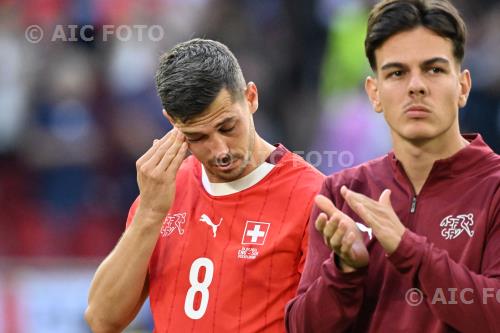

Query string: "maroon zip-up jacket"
[285, 134, 500, 333]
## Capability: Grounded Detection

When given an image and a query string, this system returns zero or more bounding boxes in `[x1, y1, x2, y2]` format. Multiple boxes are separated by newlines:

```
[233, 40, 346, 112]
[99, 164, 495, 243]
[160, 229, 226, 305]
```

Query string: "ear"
[365, 76, 382, 113]
[458, 69, 471, 108]
[245, 82, 259, 114]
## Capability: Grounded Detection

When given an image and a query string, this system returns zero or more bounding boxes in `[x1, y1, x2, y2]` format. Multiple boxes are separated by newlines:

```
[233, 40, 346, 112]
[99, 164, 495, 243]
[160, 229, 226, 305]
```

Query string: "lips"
[215, 164, 235, 172]
[404, 105, 431, 118]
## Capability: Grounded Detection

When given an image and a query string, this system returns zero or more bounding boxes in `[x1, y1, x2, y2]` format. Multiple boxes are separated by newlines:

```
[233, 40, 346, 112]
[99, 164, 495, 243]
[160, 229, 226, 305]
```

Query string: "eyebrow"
[181, 116, 236, 136]
[421, 57, 450, 67]
[215, 116, 236, 128]
[380, 57, 451, 71]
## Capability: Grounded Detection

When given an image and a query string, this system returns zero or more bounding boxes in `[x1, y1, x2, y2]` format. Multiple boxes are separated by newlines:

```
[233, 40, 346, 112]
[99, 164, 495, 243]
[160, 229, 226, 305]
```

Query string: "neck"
[392, 129, 468, 194]
[252, 135, 275, 165]
[242, 135, 275, 176]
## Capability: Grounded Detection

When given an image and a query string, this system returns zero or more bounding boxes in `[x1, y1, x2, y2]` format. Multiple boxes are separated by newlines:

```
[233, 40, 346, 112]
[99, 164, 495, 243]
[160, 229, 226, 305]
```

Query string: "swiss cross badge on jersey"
[241, 221, 270, 245]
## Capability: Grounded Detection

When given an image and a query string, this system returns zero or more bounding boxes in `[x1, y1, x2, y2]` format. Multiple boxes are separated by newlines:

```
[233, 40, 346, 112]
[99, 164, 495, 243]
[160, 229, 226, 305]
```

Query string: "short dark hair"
[155, 38, 246, 123]
[365, 0, 467, 70]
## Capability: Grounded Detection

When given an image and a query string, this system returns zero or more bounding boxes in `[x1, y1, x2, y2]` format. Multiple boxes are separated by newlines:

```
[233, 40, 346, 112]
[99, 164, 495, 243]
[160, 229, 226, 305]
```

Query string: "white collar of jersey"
[201, 161, 275, 196]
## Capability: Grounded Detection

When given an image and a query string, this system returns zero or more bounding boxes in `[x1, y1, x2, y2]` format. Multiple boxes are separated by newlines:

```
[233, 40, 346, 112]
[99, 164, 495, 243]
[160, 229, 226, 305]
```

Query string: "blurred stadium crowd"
[0, 0, 498, 273]
[0, 0, 498, 331]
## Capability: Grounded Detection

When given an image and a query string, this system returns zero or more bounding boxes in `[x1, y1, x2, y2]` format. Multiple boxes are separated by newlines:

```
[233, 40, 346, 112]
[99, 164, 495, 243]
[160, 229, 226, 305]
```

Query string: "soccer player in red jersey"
[85, 39, 324, 332]
[286, 1, 500, 332]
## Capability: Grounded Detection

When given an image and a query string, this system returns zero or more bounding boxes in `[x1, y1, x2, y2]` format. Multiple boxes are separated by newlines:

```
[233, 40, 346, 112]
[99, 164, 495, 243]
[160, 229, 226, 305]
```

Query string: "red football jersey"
[126, 145, 324, 332]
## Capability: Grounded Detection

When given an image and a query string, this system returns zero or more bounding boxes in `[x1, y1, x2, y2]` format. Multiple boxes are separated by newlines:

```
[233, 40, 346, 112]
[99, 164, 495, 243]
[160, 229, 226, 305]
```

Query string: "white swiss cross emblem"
[241, 221, 270, 245]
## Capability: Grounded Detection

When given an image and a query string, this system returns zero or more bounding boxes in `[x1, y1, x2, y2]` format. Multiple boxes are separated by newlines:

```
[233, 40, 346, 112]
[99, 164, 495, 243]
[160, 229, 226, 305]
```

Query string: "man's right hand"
[314, 194, 369, 272]
[135, 128, 188, 217]
[85, 129, 187, 332]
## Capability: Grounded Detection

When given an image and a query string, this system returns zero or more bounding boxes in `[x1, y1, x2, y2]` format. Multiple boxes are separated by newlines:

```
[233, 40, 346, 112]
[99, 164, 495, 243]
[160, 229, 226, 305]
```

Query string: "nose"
[407, 73, 428, 97]
[207, 134, 229, 159]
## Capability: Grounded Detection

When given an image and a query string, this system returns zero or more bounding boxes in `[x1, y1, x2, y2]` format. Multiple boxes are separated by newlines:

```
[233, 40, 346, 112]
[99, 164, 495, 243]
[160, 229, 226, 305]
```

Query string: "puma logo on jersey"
[199, 214, 222, 238]
[356, 222, 372, 240]
[440, 213, 474, 240]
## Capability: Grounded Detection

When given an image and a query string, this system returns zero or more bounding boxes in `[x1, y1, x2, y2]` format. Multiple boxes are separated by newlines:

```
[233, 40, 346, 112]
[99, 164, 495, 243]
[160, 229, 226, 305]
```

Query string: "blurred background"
[0, 0, 498, 331]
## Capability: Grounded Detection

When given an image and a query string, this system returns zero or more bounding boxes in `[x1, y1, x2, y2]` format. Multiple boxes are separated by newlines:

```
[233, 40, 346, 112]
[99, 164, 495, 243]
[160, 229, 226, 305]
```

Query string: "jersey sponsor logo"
[160, 212, 186, 237]
[237, 246, 259, 260]
[241, 221, 270, 245]
[440, 213, 474, 240]
[199, 214, 222, 238]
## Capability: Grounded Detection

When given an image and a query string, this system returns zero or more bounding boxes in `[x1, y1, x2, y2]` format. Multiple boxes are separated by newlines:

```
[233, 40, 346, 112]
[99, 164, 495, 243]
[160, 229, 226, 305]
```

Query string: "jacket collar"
[388, 134, 496, 187]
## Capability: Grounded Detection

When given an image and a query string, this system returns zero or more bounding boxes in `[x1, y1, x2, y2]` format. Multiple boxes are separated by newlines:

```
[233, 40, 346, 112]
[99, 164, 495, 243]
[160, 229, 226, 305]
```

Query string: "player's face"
[365, 27, 471, 144]
[173, 84, 258, 183]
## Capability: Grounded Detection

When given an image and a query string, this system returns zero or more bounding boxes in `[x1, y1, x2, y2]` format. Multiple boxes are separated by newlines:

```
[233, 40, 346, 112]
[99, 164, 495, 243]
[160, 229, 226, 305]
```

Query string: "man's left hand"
[340, 186, 406, 255]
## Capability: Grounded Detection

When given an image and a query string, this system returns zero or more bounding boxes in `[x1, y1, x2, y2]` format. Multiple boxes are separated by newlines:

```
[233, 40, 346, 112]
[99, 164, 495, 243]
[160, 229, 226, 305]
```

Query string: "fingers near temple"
[166, 142, 188, 173]
[157, 131, 184, 171]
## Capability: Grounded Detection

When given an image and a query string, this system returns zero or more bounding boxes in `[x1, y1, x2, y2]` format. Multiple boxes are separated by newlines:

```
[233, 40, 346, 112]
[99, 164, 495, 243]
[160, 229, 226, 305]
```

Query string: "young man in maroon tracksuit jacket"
[285, 0, 500, 332]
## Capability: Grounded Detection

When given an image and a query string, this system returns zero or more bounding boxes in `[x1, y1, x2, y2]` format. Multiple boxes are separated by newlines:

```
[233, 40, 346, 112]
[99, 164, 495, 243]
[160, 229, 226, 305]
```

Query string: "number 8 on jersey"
[184, 257, 214, 319]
